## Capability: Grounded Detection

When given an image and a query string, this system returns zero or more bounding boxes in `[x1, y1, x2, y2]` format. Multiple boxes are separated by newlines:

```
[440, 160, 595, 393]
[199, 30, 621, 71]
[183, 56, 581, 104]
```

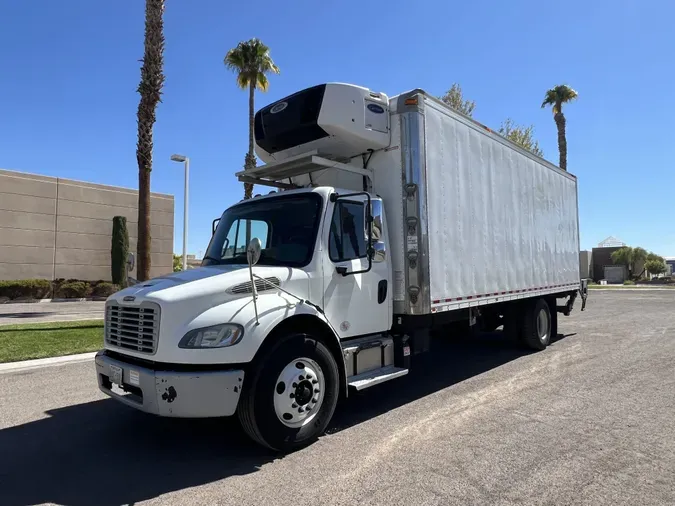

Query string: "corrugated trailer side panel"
[423, 97, 580, 306]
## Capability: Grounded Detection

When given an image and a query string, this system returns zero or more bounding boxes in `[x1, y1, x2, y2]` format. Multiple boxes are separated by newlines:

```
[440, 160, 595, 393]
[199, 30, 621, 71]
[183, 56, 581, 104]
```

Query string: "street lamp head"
[171, 154, 187, 162]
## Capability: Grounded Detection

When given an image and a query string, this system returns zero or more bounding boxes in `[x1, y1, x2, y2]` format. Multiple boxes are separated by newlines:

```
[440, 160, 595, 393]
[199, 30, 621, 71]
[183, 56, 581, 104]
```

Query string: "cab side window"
[329, 201, 366, 262]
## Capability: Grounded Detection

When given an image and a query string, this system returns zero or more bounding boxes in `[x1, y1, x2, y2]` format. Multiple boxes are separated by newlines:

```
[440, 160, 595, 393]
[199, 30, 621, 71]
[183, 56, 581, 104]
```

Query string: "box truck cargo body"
[96, 83, 587, 451]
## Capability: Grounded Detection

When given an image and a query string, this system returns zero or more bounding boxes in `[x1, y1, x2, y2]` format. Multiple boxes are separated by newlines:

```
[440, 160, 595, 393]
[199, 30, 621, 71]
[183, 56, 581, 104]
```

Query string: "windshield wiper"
[202, 255, 223, 264]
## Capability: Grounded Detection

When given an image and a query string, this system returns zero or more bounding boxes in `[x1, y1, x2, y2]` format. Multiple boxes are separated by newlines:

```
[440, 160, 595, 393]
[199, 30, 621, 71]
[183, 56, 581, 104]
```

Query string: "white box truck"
[95, 83, 588, 451]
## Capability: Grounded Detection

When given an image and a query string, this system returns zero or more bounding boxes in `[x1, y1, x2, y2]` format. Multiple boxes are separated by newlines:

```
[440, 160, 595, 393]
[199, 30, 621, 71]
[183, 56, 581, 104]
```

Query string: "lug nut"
[292, 382, 297, 388]
[312, 397, 319, 403]
[299, 375, 305, 380]
[292, 403, 298, 408]
[298, 407, 305, 413]
[312, 379, 318, 384]
[290, 393, 295, 398]
[314, 388, 320, 394]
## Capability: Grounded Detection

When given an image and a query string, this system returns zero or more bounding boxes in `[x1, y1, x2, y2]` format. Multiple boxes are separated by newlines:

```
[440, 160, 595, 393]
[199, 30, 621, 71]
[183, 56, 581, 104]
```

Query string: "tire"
[238, 333, 340, 452]
[520, 298, 552, 350]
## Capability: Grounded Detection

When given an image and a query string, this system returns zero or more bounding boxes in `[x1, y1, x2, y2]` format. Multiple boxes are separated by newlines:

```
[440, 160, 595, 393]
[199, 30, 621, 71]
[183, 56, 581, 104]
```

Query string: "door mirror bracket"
[330, 191, 373, 277]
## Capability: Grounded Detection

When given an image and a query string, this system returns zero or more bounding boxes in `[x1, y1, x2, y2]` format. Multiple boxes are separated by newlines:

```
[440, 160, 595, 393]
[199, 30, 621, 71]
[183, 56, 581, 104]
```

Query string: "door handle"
[377, 280, 387, 304]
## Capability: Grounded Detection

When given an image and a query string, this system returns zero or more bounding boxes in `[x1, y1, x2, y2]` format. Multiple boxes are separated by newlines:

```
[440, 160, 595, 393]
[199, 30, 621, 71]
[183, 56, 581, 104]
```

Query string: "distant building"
[666, 257, 675, 276]
[0, 169, 174, 281]
[579, 250, 591, 279]
[597, 236, 625, 248]
[186, 254, 203, 269]
[591, 237, 626, 282]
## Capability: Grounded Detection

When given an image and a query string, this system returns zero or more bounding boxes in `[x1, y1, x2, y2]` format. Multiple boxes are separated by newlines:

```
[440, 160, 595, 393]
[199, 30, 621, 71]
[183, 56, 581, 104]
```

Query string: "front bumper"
[95, 351, 245, 418]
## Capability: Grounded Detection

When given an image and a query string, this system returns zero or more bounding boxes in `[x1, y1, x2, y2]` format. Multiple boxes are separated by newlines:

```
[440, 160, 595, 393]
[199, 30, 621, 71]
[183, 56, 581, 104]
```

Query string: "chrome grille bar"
[105, 302, 160, 354]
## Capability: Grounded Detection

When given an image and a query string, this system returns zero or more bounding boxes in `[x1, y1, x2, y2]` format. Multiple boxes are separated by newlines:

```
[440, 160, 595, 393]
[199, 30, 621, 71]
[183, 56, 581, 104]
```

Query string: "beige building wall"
[0, 169, 174, 281]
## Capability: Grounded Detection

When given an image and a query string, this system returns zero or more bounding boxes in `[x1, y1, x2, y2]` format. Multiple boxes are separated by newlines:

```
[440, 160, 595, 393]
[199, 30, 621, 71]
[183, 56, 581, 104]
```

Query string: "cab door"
[322, 194, 391, 338]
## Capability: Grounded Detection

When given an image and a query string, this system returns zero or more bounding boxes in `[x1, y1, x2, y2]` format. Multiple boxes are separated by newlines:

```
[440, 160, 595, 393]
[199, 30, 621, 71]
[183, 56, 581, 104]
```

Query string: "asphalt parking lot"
[0, 290, 674, 506]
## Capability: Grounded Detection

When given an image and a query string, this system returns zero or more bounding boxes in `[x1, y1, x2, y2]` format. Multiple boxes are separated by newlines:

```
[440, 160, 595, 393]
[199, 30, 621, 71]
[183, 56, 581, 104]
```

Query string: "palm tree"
[224, 38, 280, 199]
[135, 0, 165, 281]
[541, 85, 578, 171]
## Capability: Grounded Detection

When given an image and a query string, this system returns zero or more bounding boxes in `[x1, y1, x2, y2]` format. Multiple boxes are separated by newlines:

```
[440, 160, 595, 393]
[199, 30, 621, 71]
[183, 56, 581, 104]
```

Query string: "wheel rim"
[274, 357, 325, 428]
[537, 307, 550, 342]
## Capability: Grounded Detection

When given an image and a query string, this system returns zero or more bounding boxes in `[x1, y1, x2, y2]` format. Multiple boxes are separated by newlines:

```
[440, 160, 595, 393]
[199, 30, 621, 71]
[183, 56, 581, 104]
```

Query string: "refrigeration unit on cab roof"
[254, 83, 391, 163]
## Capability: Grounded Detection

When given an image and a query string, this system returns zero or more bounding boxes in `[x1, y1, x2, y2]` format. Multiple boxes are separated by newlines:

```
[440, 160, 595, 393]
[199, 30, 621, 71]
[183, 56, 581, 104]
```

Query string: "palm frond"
[224, 47, 246, 71]
[542, 85, 578, 113]
[541, 89, 557, 109]
[555, 84, 578, 102]
[224, 38, 279, 90]
[256, 72, 269, 92]
[236, 72, 250, 89]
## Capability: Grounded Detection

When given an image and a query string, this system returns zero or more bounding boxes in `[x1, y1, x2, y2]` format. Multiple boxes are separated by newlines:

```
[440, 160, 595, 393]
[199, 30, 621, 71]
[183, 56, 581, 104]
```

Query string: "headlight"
[178, 324, 244, 349]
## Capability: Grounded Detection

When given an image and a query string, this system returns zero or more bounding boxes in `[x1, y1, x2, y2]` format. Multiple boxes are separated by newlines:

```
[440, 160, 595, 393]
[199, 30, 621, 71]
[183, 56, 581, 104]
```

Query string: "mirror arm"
[246, 238, 263, 325]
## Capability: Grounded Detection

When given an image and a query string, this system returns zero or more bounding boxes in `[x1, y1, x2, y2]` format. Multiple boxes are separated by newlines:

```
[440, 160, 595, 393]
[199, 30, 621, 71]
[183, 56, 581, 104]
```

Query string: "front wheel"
[238, 333, 339, 451]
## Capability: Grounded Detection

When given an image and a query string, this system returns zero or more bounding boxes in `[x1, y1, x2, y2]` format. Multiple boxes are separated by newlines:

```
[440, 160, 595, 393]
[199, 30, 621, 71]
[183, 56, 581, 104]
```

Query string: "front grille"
[228, 277, 281, 295]
[105, 302, 160, 354]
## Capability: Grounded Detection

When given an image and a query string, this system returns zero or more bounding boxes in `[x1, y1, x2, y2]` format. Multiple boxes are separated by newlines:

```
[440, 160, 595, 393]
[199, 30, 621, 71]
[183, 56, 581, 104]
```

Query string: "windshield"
[203, 193, 323, 268]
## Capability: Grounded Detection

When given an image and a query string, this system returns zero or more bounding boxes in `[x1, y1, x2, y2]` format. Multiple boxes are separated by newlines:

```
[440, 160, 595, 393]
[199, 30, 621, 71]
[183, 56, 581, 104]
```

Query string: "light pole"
[170, 154, 189, 271]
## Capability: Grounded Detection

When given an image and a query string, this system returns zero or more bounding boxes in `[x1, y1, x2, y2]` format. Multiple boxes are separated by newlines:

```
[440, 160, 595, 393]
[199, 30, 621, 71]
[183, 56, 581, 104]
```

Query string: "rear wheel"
[520, 298, 552, 350]
[238, 333, 339, 451]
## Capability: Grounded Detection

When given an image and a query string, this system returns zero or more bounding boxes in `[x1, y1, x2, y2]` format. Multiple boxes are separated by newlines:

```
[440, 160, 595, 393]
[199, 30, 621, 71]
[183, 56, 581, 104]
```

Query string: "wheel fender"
[248, 298, 348, 398]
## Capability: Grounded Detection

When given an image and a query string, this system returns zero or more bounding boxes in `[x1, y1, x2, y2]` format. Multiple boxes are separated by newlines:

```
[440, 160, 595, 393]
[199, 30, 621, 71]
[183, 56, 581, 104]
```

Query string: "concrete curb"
[0, 352, 97, 374]
[1, 297, 107, 304]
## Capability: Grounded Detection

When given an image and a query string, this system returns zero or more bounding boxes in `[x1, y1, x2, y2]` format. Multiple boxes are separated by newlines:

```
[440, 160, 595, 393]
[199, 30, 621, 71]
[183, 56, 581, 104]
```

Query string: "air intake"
[228, 277, 281, 295]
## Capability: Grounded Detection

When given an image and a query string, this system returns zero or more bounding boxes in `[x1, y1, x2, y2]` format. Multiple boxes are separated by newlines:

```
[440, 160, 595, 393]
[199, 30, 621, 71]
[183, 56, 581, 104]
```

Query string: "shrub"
[623, 280, 635, 286]
[0, 279, 52, 300]
[111, 216, 129, 286]
[91, 282, 119, 298]
[56, 281, 89, 299]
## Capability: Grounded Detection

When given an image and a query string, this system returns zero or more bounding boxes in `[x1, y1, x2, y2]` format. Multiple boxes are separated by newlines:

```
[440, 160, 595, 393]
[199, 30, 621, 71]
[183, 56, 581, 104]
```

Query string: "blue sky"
[1, 0, 673, 257]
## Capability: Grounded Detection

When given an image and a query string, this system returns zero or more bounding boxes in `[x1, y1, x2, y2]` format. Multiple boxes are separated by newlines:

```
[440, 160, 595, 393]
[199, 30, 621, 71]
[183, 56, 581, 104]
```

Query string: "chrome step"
[347, 365, 409, 391]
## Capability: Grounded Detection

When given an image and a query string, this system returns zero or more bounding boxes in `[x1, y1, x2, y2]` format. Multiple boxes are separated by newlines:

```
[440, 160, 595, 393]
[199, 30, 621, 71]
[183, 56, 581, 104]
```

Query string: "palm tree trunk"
[137, 167, 151, 280]
[554, 112, 567, 171]
[135, 0, 165, 281]
[243, 79, 256, 199]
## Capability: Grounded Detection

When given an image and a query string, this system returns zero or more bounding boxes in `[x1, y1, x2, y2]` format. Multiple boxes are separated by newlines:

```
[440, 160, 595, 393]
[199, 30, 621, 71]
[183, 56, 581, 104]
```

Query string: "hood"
[109, 264, 308, 305]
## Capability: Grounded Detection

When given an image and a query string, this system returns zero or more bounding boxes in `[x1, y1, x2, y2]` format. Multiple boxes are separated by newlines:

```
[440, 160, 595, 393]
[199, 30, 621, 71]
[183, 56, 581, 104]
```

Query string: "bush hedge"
[91, 282, 119, 297]
[0, 279, 52, 300]
[55, 281, 89, 299]
[0, 279, 121, 301]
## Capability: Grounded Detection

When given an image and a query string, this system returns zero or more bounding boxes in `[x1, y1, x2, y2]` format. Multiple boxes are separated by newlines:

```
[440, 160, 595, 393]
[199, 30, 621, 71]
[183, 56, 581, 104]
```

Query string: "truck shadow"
[329, 330, 573, 433]
[0, 398, 268, 506]
[0, 330, 571, 506]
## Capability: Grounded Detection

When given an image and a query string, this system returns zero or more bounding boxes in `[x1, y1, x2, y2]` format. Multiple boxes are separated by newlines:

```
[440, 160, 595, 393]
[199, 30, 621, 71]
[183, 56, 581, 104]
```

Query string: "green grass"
[0, 320, 104, 363]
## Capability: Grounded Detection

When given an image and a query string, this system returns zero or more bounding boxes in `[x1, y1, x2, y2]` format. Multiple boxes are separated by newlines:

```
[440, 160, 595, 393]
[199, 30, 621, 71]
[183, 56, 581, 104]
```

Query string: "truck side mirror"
[247, 238, 262, 266]
[212, 218, 220, 236]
